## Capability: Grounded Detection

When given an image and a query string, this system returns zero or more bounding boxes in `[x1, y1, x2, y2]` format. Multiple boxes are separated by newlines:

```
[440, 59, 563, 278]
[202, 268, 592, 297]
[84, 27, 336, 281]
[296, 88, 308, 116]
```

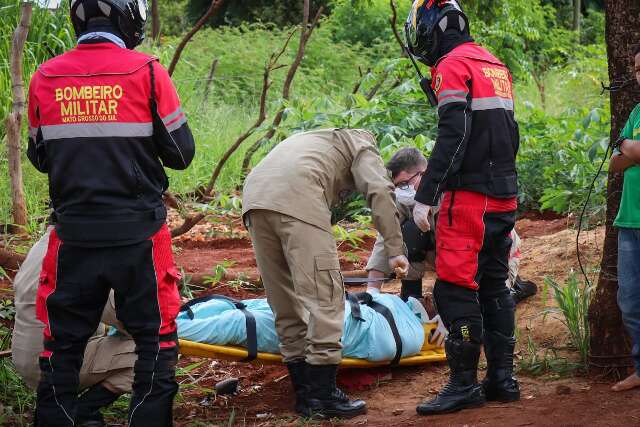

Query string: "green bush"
[0, 0, 611, 227]
[517, 106, 610, 214]
[158, 0, 189, 37]
[327, 0, 411, 48]
[186, 0, 330, 27]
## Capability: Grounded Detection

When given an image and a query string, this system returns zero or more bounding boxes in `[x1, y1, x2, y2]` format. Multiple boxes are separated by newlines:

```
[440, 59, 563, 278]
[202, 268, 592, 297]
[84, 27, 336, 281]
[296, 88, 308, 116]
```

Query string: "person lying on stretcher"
[365, 148, 537, 310]
[176, 292, 445, 363]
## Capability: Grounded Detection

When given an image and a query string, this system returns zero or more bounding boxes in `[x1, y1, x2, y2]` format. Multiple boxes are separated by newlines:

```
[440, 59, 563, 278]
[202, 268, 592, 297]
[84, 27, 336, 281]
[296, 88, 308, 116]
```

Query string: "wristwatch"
[612, 136, 626, 151]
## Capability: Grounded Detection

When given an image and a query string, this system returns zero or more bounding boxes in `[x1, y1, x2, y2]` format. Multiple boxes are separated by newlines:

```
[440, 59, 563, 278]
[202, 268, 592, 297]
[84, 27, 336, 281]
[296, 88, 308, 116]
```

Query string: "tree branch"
[204, 32, 295, 195]
[366, 70, 391, 101]
[170, 30, 298, 238]
[389, 0, 405, 53]
[168, 0, 227, 76]
[351, 66, 369, 95]
[238, 1, 324, 183]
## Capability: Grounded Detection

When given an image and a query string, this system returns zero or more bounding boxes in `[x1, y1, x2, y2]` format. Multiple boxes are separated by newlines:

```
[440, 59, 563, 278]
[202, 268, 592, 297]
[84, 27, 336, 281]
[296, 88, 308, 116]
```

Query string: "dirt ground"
[3, 213, 639, 426]
[161, 214, 640, 427]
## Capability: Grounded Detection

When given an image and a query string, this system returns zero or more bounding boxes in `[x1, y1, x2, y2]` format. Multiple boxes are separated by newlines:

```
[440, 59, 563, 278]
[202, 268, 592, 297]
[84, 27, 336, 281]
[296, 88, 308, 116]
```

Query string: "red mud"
[173, 234, 377, 283]
[167, 216, 640, 427]
[174, 237, 257, 278]
[3, 215, 639, 426]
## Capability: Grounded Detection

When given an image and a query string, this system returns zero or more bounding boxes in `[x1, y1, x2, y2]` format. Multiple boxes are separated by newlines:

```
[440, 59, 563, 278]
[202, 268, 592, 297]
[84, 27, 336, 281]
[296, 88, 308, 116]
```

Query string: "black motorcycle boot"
[400, 279, 423, 302]
[287, 360, 311, 416]
[416, 338, 486, 415]
[306, 364, 367, 419]
[481, 330, 520, 402]
[76, 384, 120, 427]
[511, 276, 538, 304]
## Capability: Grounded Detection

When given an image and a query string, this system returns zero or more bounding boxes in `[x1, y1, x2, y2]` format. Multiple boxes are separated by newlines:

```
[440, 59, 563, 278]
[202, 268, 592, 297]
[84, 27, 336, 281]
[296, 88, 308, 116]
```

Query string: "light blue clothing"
[177, 294, 425, 362]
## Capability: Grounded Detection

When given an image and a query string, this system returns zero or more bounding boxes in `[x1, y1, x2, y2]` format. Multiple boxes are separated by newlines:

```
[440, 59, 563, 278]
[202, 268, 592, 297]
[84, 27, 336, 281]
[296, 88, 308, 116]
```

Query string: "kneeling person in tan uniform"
[243, 129, 409, 419]
[12, 227, 136, 427]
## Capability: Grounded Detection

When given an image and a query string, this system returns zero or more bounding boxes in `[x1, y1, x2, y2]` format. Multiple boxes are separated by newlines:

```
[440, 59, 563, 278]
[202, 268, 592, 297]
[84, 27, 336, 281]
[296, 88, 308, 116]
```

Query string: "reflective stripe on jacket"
[415, 42, 519, 206]
[27, 40, 195, 246]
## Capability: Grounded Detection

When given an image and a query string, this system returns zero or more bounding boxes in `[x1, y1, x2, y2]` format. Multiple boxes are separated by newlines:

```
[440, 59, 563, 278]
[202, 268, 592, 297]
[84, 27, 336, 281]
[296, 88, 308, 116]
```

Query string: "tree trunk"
[4, 2, 32, 231]
[152, 0, 160, 44]
[588, 0, 640, 378]
[573, 0, 581, 33]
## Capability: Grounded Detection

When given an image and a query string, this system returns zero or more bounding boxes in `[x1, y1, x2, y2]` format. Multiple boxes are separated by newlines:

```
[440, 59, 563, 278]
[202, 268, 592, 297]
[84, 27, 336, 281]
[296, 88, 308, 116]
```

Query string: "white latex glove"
[413, 202, 431, 232]
[426, 314, 448, 347]
[389, 255, 409, 279]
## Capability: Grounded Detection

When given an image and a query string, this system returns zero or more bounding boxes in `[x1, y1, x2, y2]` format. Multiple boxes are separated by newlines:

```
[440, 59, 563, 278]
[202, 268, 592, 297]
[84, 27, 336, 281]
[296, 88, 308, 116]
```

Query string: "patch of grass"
[0, 325, 35, 426]
[517, 334, 582, 378]
[543, 273, 593, 369]
[102, 394, 130, 423]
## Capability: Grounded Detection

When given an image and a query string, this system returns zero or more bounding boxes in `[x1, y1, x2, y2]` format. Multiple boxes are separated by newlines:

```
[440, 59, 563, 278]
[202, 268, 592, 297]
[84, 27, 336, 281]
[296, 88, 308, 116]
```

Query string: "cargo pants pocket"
[314, 254, 344, 307]
[435, 238, 479, 288]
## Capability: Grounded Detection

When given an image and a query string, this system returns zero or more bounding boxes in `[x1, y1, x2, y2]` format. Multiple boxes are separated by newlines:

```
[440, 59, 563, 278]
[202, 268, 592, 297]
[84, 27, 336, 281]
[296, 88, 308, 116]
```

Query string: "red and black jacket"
[27, 39, 195, 246]
[415, 42, 519, 206]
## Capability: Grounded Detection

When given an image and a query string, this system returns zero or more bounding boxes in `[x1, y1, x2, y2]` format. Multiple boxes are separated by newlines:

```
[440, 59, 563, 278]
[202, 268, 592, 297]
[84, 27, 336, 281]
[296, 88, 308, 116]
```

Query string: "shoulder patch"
[434, 73, 443, 93]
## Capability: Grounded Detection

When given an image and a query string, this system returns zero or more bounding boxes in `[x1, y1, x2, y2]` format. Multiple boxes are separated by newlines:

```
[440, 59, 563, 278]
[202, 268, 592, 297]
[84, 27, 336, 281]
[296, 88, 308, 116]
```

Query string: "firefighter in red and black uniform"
[404, 0, 520, 416]
[27, 1, 195, 426]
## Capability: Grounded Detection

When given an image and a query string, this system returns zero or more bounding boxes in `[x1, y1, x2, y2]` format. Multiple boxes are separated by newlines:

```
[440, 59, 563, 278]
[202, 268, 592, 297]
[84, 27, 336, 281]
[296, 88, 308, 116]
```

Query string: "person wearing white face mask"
[365, 148, 446, 345]
[366, 148, 434, 301]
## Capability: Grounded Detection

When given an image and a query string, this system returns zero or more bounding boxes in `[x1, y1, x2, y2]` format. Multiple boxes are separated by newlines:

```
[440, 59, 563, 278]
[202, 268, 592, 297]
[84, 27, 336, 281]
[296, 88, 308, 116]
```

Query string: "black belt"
[346, 292, 403, 366]
[180, 295, 258, 362]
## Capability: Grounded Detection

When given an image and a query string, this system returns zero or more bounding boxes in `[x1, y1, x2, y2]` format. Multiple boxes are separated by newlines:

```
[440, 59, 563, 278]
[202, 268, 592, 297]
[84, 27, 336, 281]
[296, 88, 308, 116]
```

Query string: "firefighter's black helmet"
[70, 0, 147, 49]
[405, 0, 469, 66]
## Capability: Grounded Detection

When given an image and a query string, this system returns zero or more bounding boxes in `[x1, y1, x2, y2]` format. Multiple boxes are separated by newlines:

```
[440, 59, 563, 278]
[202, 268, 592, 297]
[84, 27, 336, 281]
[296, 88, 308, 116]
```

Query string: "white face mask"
[395, 187, 417, 206]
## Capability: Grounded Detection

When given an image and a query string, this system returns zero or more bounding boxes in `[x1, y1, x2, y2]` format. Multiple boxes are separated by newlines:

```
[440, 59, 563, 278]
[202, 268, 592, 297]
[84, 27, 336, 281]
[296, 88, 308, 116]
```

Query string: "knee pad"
[448, 318, 483, 345]
[434, 281, 482, 328]
[481, 294, 516, 336]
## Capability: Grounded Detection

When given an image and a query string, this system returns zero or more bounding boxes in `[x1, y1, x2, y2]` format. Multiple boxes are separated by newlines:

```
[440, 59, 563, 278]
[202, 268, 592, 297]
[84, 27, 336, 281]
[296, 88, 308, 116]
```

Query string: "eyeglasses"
[395, 170, 424, 190]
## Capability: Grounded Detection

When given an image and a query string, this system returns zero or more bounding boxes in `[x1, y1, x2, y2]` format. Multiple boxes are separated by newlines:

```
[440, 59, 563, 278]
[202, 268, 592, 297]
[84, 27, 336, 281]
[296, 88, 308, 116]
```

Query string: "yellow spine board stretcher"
[179, 323, 447, 368]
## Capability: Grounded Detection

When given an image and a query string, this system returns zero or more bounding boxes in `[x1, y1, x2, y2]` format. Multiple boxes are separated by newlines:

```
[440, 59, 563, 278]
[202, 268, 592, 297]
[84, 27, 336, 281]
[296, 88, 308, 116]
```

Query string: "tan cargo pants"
[246, 210, 345, 365]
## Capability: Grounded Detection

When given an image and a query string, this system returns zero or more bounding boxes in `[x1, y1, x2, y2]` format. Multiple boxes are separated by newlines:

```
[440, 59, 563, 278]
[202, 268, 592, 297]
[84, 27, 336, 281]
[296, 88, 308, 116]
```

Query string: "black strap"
[368, 301, 403, 365]
[347, 292, 403, 366]
[179, 295, 258, 362]
[149, 61, 157, 107]
[346, 292, 365, 322]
